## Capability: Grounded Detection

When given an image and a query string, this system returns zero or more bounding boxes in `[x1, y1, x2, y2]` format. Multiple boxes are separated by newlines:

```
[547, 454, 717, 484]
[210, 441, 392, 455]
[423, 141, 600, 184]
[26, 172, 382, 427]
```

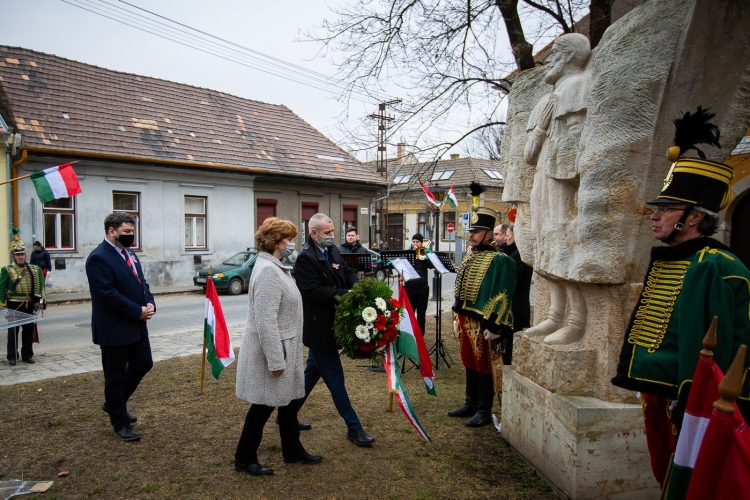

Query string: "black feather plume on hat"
[672, 106, 721, 160]
[469, 181, 486, 197]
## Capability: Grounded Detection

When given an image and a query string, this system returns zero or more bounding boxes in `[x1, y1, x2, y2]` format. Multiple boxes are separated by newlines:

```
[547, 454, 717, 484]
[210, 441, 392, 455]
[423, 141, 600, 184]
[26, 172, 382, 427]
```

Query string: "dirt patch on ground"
[1, 312, 556, 499]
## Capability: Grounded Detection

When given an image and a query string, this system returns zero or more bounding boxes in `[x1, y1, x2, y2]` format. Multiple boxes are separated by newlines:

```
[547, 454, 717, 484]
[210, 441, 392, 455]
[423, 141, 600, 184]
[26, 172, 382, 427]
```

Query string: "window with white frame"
[43, 197, 76, 250]
[430, 170, 455, 181]
[113, 191, 141, 249]
[185, 196, 207, 249]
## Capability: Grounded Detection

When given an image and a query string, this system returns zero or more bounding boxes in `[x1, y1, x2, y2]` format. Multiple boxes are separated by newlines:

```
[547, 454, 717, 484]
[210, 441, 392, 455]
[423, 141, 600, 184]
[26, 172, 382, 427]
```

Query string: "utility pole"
[368, 99, 401, 249]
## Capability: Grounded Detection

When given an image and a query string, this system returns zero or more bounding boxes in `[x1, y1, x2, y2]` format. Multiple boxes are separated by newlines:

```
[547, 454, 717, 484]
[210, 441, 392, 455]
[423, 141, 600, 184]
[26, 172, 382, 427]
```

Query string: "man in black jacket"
[294, 213, 375, 447]
[501, 225, 533, 364]
[338, 228, 368, 254]
[405, 233, 432, 336]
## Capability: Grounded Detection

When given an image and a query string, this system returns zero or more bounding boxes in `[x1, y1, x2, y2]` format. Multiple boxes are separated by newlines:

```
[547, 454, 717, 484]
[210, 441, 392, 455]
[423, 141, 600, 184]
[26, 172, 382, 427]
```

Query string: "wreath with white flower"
[333, 278, 404, 360]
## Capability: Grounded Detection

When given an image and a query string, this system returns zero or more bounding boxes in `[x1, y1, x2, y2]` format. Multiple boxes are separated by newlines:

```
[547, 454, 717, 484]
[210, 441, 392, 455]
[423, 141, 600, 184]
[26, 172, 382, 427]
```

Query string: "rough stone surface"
[501, 367, 660, 500]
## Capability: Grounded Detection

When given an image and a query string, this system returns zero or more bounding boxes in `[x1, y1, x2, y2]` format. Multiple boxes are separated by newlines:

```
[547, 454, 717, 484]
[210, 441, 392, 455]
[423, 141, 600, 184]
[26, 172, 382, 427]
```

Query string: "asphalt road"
[30, 270, 457, 356]
[33, 293, 250, 355]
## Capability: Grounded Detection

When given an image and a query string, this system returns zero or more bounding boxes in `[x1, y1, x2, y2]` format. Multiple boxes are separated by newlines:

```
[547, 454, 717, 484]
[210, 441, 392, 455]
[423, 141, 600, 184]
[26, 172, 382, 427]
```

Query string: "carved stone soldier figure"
[523, 33, 591, 345]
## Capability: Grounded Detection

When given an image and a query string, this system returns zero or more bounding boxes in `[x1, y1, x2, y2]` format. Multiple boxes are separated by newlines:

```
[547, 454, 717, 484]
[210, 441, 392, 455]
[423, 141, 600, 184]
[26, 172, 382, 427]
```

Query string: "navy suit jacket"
[295, 235, 359, 352]
[85, 240, 155, 347]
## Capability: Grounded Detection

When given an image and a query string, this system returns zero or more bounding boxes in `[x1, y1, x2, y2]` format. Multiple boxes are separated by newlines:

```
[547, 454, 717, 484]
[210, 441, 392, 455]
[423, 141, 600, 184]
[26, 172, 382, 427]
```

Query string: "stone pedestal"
[501, 367, 660, 500]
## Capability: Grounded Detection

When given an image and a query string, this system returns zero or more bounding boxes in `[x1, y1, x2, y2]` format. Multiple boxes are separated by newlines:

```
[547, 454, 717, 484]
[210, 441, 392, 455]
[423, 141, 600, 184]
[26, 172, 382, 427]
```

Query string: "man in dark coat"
[338, 227, 369, 254]
[405, 233, 432, 336]
[294, 213, 375, 447]
[501, 225, 533, 364]
[85, 212, 155, 442]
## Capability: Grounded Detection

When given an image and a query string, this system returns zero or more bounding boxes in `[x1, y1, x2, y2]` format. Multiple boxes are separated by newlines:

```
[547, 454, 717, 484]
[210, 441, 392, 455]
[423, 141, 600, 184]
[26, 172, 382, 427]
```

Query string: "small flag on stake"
[445, 184, 458, 209]
[204, 279, 235, 379]
[30, 163, 82, 204]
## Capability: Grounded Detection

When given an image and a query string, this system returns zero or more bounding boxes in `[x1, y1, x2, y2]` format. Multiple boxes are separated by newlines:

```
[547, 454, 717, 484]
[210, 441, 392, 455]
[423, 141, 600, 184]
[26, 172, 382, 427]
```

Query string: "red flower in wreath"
[359, 342, 374, 352]
[390, 310, 400, 323]
[374, 315, 387, 332]
[377, 336, 388, 348]
[388, 298, 400, 309]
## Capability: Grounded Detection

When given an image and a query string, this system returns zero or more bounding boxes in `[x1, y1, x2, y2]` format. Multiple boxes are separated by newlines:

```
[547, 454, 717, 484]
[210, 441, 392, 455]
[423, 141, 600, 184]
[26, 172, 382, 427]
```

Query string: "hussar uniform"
[450, 186, 516, 427]
[1, 238, 45, 364]
[612, 111, 750, 485]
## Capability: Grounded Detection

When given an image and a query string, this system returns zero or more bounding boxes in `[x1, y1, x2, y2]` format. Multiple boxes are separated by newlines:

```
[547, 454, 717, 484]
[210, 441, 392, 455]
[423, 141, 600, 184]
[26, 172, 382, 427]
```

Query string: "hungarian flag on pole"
[204, 279, 235, 379]
[663, 353, 728, 499]
[383, 341, 430, 441]
[397, 283, 436, 396]
[419, 181, 440, 208]
[445, 184, 458, 209]
[685, 407, 750, 499]
[30, 163, 82, 204]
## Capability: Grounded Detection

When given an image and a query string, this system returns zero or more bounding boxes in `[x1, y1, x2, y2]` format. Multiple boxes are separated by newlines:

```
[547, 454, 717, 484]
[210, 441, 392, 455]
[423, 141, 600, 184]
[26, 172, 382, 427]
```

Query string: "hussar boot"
[448, 369, 479, 417]
[465, 373, 495, 427]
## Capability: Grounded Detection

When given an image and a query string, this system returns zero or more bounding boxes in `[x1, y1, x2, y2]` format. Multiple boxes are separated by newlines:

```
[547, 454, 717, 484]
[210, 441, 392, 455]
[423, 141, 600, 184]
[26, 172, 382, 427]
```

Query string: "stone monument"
[499, 0, 750, 498]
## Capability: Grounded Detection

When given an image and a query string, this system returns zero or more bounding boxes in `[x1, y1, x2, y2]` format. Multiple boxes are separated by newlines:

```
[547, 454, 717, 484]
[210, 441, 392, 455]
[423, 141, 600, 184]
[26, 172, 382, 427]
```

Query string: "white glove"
[483, 329, 500, 341]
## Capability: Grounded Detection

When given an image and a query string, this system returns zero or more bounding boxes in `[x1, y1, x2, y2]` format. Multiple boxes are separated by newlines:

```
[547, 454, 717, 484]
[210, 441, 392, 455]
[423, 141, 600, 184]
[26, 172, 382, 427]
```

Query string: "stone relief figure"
[522, 33, 591, 345]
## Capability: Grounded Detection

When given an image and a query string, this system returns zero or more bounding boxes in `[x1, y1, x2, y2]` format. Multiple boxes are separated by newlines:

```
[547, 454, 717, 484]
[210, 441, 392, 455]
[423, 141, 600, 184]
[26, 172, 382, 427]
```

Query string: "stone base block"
[501, 367, 660, 500]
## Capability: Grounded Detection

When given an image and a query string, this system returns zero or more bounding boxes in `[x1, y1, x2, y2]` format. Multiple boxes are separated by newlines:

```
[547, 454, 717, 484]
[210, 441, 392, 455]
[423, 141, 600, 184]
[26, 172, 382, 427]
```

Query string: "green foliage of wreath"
[334, 277, 398, 360]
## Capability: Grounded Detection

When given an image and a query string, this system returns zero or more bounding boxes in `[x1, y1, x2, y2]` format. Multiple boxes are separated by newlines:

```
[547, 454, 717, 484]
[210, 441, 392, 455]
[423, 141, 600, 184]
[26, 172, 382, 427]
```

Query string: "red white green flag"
[445, 184, 458, 209]
[30, 163, 82, 204]
[204, 279, 234, 379]
[383, 341, 430, 441]
[419, 181, 440, 207]
[397, 283, 436, 396]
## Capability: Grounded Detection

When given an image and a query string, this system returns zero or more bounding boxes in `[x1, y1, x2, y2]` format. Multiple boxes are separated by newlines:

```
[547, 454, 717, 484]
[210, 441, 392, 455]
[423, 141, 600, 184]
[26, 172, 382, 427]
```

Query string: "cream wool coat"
[235, 252, 305, 407]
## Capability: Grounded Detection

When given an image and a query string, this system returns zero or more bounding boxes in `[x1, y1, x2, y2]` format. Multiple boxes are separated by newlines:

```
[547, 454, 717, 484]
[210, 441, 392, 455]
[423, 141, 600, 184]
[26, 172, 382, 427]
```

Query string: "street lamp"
[430, 184, 445, 300]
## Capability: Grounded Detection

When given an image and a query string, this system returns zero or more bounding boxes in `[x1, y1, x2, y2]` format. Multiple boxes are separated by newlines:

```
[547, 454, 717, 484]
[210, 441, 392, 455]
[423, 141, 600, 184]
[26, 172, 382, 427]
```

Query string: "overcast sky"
[4, 0, 391, 156]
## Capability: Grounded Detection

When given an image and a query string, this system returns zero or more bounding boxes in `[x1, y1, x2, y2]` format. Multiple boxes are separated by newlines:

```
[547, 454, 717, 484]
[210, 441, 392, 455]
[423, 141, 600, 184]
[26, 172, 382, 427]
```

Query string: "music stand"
[429, 252, 456, 372]
[340, 253, 373, 273]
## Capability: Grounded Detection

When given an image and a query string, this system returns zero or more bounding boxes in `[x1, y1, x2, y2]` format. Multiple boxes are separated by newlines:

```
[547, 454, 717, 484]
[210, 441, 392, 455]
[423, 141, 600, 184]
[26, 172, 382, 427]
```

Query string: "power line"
[61, 0, 388, 104]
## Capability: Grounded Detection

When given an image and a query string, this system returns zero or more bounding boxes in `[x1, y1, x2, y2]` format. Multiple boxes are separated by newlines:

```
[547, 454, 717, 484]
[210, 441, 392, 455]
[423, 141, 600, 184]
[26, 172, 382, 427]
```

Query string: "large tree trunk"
[589, 0, 614, 49]
[495, 0, 536, 71]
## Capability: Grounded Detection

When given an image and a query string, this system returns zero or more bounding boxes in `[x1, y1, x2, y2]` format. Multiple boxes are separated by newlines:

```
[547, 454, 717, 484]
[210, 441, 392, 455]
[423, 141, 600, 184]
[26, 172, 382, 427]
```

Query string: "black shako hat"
[468, 207, 498, 231]
[647, 157, 733, 213]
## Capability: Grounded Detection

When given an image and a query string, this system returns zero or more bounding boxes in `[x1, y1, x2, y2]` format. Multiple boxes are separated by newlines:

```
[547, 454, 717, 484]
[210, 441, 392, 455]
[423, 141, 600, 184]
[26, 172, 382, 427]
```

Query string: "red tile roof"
[0, 46, 384, 186]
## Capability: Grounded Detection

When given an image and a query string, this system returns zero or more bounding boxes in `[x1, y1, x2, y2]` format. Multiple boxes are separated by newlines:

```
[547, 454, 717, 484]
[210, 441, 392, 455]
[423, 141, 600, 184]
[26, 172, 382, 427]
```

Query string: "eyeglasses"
[654, 206, 688, 214]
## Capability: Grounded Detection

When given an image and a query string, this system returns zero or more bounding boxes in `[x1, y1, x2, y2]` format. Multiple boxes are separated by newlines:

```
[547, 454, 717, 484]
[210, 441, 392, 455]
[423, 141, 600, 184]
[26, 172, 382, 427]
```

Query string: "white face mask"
[278, 242, 295, 260]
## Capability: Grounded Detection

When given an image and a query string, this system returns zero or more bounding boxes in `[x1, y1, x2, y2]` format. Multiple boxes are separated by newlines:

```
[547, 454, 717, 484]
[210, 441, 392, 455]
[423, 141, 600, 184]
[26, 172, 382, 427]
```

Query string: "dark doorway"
[387, 213, 404, 250]
[302, 203, 319, 244]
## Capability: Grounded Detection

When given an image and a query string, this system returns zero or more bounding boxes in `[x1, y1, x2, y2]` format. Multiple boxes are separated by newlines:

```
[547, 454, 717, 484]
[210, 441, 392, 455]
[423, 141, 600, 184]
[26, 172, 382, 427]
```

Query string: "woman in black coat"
[502, 226, 533, 364]
[30, 241, 52, 277]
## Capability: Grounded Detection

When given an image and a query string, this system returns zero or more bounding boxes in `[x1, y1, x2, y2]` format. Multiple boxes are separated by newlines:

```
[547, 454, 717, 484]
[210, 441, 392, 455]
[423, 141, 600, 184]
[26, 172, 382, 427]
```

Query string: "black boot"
[448, 368, 479, 417]
[465, 373, 495, 427]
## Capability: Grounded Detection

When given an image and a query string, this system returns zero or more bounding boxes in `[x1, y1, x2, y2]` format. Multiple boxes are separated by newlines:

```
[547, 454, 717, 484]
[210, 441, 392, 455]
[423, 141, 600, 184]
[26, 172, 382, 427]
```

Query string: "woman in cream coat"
[234, 218, 322, 476]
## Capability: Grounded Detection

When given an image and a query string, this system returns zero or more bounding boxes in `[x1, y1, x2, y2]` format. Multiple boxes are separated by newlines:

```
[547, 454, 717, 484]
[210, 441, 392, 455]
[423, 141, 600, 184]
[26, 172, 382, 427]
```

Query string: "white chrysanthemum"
[375, 297, 387, 311]
[362, 307, 377, 323]
[355, 325, 370, 340]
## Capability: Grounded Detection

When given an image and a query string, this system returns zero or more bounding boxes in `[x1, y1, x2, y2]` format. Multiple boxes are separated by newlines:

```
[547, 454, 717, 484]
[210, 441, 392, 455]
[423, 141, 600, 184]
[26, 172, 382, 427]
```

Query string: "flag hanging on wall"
[30, 163, 82, 204]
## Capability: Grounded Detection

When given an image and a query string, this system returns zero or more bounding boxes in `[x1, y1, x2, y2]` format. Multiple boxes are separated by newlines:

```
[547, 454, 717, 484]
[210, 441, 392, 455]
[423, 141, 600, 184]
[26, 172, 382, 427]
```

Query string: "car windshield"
[222, 252, 254, 266]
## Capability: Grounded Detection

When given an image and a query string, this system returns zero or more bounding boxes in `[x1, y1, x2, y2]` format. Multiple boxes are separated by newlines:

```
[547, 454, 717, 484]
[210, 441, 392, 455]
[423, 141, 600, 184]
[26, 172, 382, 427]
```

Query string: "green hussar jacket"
[0, 262, 45, 307]
[612, 237, 750, 411]
[452, 244, 517, 334]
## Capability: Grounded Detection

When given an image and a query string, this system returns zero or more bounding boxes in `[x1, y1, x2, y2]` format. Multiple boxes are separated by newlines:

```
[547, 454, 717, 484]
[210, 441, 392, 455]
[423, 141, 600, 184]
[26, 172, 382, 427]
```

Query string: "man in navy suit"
[86, 212, 155, 442]
[294, 213, 375, 447]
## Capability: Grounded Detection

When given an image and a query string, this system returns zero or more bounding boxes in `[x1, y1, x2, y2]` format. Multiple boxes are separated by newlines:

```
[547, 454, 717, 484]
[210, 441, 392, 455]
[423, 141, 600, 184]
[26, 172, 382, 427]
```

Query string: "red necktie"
[122, 249, 141, 283]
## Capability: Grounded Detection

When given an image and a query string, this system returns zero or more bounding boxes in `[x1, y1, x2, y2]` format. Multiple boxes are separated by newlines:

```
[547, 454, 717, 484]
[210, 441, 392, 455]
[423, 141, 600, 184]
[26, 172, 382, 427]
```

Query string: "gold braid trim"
[697, 247, 735, 263]
[627, 260, 690, 353]
[454, 251, 495, 303]
[483, 290, 511, 326]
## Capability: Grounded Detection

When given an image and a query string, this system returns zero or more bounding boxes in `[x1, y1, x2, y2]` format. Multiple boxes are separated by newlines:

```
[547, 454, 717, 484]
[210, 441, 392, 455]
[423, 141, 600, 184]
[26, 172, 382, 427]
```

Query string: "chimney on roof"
[450, 153, 460, 160]
[397, 142, 405, 163]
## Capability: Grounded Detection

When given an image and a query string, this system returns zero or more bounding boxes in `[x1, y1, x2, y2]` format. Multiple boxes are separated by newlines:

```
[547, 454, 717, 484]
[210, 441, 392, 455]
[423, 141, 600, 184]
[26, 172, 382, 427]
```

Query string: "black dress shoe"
[235, 462, 273, 476]
[22, 358, 35, 364]
[114, 426, 141, 442]
[447, 405, 477, 418]
[102, 403, 137, 423]
[465, 411, 492, 428]
[8, 359, 16, 366]
[284, 451, 323, 464]
[347, 429, 375, 447]
[274, 417, 312, 431]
